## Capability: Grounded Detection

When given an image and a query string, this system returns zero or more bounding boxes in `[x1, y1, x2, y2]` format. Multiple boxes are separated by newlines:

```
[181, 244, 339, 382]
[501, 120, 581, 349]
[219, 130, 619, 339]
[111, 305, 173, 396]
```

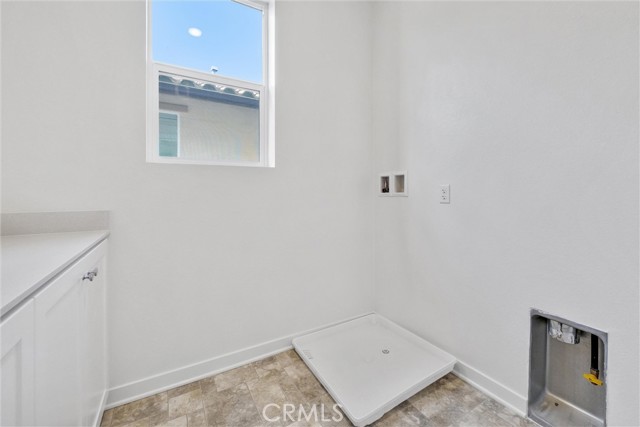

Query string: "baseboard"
[105, 312, 374, 409]
[93, 389, 109, 427]
[453, 359, 528, 416]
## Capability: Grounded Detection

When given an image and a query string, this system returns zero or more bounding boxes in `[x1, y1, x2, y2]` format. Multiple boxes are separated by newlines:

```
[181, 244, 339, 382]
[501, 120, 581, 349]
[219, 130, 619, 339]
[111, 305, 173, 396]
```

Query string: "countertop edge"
[1, 230, 110, 319]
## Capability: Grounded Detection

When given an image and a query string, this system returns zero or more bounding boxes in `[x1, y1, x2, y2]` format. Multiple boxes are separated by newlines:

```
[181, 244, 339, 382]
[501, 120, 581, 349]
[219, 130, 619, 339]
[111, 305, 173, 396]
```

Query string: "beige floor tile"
[508, 415, 540, 427]
[204, 383, 262, 427]
[150, 414, 188, 427]
[275, 380, 314, 421]
[168, 389, 204, 419]
[304, 391, 350, 427]
[213, 396, 263, 426]
[248, 364, 293, 389]
[410, 381, 469, 426]
[119, 418, 151, 427]
[373, 407, 420, 427]
[214, 365, 260, 392]
[147, 406, 196, 427]
[408, 375, 450, 405]
[199, 376, 218, 396]
[478, 399, 536, 427]
[409, 380, 454, 413]
[187, 409, 207, 427]
[101, 408, 114, 427]
[112, 393, 169, 427]
[168, 381, 202, 399]
[248, 376, 288, 426]
[284, 421, 322, 427]
[274, 350, 297, 369]
[253, 355, 282, 378]
[458, 400, 514, 427]
[289, 354, 308, 370]
[283, 363, 326, 401]
[106, 360, 540, 427]
[393, 402, 430, 427]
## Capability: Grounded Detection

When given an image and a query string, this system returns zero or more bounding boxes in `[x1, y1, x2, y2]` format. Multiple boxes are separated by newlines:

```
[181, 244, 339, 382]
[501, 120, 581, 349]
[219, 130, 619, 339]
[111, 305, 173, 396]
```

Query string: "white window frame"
[146, 0, 275, 167]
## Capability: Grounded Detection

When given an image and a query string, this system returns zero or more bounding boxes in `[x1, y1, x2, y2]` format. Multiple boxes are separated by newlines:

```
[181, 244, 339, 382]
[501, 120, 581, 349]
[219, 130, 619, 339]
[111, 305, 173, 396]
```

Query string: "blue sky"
[152, 0, 263, 83]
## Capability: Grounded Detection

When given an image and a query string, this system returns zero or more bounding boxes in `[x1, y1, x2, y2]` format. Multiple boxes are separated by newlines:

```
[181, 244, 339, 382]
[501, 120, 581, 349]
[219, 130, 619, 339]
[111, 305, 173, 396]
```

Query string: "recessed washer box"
[292, 314, 456, 427]
[378, 171, 408, 196]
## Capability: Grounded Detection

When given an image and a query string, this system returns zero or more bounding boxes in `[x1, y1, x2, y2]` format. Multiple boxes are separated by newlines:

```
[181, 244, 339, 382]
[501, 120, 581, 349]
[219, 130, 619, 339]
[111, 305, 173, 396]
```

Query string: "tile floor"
[100, 350, 538, 427]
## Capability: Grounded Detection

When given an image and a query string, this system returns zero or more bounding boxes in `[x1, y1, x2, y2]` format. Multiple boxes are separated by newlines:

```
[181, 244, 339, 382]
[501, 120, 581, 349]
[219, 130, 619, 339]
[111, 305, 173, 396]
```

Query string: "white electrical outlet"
[440, 184, 450, 204]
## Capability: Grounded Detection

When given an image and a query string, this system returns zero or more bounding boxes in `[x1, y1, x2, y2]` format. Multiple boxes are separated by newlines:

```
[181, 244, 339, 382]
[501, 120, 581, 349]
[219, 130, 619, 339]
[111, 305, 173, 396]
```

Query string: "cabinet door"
[1, 300, 35, 426]
[80, 252, 107, 427]
[34, 262, 83, 426]
[34, 240, 107, 426]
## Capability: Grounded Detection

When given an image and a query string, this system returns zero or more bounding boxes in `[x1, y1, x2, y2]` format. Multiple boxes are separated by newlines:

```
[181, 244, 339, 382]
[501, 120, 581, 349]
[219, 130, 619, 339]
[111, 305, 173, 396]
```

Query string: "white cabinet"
[34, 240, 107, 427]
[1, 238, 108, 427]
[35, 260, 82, 425]
[0, 300, 35, 426]
[80, 252, 107, 427]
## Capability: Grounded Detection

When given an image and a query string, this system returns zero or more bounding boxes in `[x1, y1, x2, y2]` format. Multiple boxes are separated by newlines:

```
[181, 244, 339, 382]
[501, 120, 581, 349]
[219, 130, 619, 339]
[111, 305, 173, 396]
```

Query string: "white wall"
[372, 2, 639, 425]
[1, 0, 374, 392]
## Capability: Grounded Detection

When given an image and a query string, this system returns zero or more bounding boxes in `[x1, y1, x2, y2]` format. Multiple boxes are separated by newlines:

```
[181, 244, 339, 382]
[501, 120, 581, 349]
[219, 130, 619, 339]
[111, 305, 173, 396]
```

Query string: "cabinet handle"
[82, 268, 99, 282]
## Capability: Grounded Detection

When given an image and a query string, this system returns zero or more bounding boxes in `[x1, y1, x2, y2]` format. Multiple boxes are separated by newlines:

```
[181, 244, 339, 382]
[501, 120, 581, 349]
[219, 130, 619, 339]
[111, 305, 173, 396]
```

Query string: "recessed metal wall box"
[529, 310, 607, 427]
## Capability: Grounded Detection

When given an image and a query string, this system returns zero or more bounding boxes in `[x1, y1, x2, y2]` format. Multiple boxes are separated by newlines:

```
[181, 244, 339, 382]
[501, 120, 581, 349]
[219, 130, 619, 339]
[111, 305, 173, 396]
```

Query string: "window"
[147, 0, 274, 167]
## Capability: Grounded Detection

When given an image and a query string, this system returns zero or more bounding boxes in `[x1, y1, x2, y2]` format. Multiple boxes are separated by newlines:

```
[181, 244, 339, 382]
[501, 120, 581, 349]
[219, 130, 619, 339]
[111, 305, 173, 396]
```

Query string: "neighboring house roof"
[159, 74, 259, 109]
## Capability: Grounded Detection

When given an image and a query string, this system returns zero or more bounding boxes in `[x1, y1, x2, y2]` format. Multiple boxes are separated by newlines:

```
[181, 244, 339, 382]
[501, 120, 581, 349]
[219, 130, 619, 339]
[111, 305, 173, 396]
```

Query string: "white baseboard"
[93, 389, 109, 427]
[105, 312, 373, 409]
[453, 359, 528, 416]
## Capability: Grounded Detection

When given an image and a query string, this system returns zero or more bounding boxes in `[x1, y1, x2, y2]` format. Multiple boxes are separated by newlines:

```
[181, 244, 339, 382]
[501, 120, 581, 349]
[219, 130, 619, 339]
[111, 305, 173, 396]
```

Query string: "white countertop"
[1, 230, 109, 317]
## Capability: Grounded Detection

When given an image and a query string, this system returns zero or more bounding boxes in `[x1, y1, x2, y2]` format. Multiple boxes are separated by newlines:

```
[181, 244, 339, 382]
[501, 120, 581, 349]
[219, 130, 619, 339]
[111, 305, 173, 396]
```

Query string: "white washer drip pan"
[292, 314, 456, 427]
